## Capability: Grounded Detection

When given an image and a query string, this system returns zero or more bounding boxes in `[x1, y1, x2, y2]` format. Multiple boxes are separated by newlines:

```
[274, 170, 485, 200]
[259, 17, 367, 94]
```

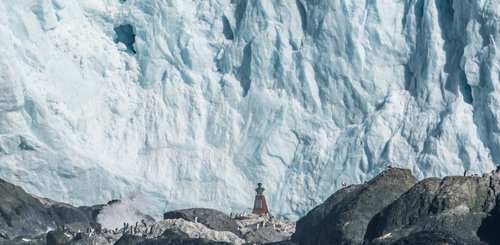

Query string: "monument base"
[252, 194, 269, 216]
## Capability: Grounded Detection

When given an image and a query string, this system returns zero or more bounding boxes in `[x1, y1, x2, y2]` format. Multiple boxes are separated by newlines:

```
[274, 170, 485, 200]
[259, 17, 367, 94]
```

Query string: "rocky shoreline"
[2, 167, 500, 244]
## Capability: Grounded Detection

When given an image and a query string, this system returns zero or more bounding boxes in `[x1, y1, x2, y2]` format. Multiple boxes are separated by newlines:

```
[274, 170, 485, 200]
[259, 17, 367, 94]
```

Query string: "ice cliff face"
[0, 0, 498, 219]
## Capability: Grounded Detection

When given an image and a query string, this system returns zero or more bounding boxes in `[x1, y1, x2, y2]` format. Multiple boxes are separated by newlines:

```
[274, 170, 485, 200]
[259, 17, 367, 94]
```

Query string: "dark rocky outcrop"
[292, 168, 418, 245]
[477, 171, 500, 245]
[292, 167, 500, 245]
[163, 208, 240, 235]
[0, 178, 59, 238]
[77, 204, 105, 227]
[0, 178, 102, 240]
[477, 198, 500, 244]
[365, 175, 493, 244]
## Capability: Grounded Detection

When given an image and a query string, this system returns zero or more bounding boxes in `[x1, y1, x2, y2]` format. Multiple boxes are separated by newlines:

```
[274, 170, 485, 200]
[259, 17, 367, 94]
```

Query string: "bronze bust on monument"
[252, 183, 269, 216]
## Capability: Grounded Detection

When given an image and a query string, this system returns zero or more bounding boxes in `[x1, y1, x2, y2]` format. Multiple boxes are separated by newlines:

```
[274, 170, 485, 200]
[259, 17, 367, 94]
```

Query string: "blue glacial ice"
[0, 0, 498, 219]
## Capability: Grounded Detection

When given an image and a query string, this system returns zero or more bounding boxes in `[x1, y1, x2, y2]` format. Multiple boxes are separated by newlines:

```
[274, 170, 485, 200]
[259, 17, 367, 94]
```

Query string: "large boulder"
[364, 175, 494, 244]
[292, 168, 417, 245]
[163, 208, 239, 235]
[364, 177, 441, 241]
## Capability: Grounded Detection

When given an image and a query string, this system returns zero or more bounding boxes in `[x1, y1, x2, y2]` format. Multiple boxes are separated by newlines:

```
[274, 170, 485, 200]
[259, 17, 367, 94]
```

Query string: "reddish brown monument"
[252, 183, 269, 216]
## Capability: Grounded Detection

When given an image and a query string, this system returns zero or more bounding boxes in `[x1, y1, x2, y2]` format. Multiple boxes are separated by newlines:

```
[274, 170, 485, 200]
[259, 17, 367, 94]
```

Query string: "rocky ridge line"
[292, 167, 500, 245]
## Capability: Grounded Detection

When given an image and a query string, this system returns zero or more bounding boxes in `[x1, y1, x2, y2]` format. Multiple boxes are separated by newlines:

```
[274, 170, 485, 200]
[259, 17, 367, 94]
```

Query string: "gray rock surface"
[0, 178, 58, 238]
[46, 230, 71, 245]
[243, 226, 286, 244]
[365, 175, 496, 244]
[163, 208, 240, 235]
[292, 168, 418, 245]
[0, 178, 101, 240]
[292, 168, 500, 245]
[70, 235, 110, 245]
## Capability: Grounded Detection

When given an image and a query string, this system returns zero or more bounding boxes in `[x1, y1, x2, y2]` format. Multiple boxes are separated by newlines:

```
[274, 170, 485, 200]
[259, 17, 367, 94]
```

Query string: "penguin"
[464, 170, 467, 176]
[342, 182, 347, 187]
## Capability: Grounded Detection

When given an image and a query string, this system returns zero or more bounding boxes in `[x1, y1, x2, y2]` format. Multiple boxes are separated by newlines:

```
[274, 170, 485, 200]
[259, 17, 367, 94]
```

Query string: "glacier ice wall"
[0, 0, 498, 219]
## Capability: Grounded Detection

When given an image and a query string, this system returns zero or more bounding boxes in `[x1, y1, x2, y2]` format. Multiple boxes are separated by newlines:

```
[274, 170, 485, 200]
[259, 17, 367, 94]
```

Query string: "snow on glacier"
[0, 0, 498, 219]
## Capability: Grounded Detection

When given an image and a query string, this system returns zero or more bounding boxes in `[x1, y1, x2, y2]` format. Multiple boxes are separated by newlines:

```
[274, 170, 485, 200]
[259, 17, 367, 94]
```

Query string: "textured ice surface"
[0, 0, 498, 219]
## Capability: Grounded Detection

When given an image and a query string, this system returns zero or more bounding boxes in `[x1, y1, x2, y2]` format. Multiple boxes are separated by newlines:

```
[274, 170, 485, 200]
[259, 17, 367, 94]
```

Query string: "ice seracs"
[0, 0, 497, 219]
